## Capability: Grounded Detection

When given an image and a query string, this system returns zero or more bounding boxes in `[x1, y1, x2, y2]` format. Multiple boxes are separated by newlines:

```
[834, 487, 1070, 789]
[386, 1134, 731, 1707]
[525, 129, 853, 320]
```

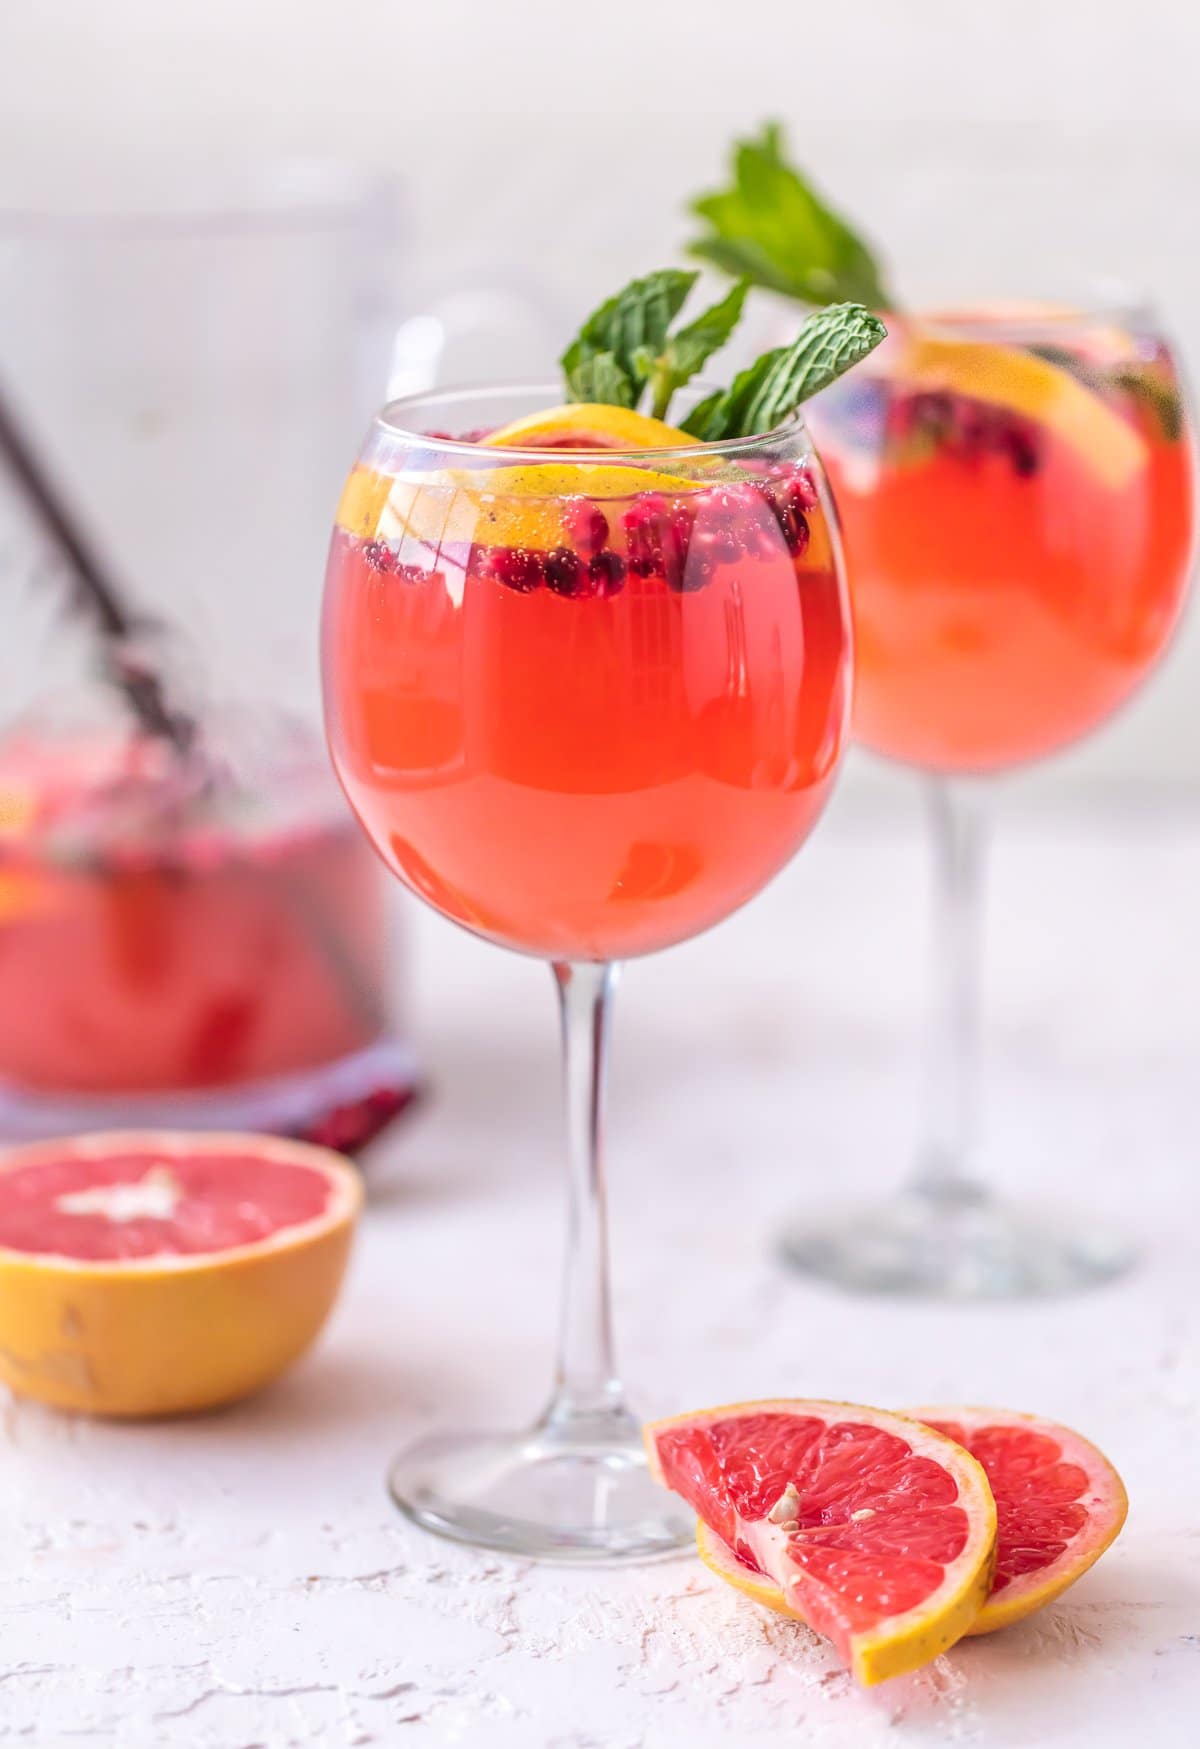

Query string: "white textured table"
[3, 789, 1198, 1747]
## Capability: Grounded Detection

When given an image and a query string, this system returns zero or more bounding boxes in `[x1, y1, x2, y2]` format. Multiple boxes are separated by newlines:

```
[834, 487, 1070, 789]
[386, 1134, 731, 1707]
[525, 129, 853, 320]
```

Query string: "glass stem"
[541, 961, 631, 1435]
[912, 779, 987, 1208]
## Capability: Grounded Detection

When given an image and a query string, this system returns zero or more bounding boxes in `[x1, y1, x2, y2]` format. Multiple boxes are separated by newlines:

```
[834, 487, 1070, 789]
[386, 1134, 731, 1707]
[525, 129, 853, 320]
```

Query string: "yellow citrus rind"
[482, 402, 698, 451]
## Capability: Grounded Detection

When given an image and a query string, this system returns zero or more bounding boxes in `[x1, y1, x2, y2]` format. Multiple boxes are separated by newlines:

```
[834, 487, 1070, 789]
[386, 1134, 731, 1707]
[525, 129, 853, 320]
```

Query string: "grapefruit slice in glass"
[696, 1406, 1127, 1640]
[0, 1130, 362, 1416]
[646, 1399, 997, 1685]
[894, 327, 1147, 491]
[481, 402, 697, 451]
[335, 402, 712, 556]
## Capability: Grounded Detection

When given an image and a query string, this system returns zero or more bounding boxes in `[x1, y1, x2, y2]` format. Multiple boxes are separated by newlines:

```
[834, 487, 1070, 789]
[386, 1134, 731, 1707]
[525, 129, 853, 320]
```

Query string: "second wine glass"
[795, 302, 1195, 1297]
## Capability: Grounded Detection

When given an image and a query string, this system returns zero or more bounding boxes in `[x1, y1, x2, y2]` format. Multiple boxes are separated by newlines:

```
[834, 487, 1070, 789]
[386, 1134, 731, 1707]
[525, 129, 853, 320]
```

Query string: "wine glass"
[322, 384, 852, 1560]
[793, 301, 1195, 1297]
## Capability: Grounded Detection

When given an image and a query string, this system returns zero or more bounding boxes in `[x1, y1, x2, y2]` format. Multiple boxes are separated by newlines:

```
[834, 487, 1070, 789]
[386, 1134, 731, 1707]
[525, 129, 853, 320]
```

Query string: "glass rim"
[886, 292, 1157, 345]
[370, 381, 813, 465]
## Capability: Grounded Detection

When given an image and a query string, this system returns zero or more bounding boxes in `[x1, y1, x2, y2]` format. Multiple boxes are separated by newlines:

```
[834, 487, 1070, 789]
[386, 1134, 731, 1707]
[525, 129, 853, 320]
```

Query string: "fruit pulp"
[324, 461, 851, 960]
[0, 732, 389, 1097]
[810, 314, 1194, 772]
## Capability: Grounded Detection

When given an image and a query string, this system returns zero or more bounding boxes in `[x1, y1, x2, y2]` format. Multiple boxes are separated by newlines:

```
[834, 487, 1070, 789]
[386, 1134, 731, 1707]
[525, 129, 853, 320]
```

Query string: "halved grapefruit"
[0, 1131, 361, 1416]
[646, 1399, 997, 1685]
[696, 1406, 1127, 1640]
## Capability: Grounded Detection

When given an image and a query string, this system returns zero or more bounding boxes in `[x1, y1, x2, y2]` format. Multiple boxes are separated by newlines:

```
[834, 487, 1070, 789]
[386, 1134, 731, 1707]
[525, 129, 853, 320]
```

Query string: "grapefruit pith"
[696, 1405, 1127, 1639]
[0, 1131, 361, 1416]
[646, 1399, 997, 1685]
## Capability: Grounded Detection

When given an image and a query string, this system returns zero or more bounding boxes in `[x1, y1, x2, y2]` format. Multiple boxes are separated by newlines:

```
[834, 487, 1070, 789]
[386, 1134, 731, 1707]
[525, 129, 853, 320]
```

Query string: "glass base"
[780, 1186, 1135, 1299]
[0, 1038, 420, 1149]
[387, 1406, 694, 1564]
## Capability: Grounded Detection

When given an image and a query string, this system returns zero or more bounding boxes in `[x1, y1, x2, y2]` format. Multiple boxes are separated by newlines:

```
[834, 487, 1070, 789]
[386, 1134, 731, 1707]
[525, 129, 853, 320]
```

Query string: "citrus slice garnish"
[0, 1131, 361, 1416]
[897, 332, 1147, 490]
[482, 402, 697, 451]
[646, 1398, 997, 1685]
[336, 402, 707, 555]
[695, 1405, 1127, 1642]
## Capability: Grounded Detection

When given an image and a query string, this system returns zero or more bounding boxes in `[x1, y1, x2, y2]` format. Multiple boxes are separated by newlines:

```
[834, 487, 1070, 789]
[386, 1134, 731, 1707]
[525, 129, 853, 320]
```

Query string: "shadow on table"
[87, 1342, 462, 1455]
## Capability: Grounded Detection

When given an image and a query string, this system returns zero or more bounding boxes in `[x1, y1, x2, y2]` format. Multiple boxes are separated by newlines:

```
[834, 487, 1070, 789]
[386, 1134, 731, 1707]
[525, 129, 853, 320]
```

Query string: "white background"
[1, 11, 1199, 1743]
[1, 0, 1198, 797]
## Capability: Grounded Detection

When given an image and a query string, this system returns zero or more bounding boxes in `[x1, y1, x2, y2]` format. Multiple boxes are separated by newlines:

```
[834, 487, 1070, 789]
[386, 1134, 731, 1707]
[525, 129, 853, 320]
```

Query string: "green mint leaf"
[561, 269, 698, 407]
[645, 279, 749, 420]
[561, 342, 637, 407]
[681, 302, 887, 440]
[689, 122, 894, 310]
[1114, 366, 1183, 440]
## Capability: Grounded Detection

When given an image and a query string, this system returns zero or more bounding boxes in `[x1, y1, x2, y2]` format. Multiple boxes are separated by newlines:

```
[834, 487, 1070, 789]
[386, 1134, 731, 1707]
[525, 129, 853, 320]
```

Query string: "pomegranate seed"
[362, 540, 397, 573]
[565, 500, 609, 556]
[588, 550, 627, 596]
[545, 547, 585, 597]
[693, 484, 758, 524]
[469, 544, 504, 583]
[621, 491, 668, 532]
[498, 547, 545, 592]
[662, 503, 696, 591]
[470, 545, 545, 590]
[777, 505, 810, 557]
[1003, 423, 1042, 477]
[767, 463, 819, 510]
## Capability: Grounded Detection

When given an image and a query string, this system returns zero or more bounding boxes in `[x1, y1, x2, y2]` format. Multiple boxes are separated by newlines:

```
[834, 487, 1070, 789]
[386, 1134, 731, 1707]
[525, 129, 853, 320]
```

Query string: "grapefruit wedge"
[0, 1131, 361, 1416]
[646, 1399, 997, 1685]
[915, 1408, 1128, 1632]
[696, 1406, 1127, 1640]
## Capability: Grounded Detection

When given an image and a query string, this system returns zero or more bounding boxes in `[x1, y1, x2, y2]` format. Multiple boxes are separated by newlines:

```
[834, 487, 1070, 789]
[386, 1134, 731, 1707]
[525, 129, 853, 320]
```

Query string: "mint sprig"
[560, 268, 885, 437]
[688, 122, 894, 311]
[561, 269, 698, 409]
[634, 278, 750, 420]
[682, 303, 887, 441]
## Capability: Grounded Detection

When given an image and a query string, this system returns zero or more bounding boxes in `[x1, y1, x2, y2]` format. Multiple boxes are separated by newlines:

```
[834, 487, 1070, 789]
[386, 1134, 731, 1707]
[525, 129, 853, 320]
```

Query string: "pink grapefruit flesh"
[0, 1131, 361, 1416]
[696, 1405, 1126, 1640]
[914, 1407, 1128, 1632]
[646, 1399, 996, 1685]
